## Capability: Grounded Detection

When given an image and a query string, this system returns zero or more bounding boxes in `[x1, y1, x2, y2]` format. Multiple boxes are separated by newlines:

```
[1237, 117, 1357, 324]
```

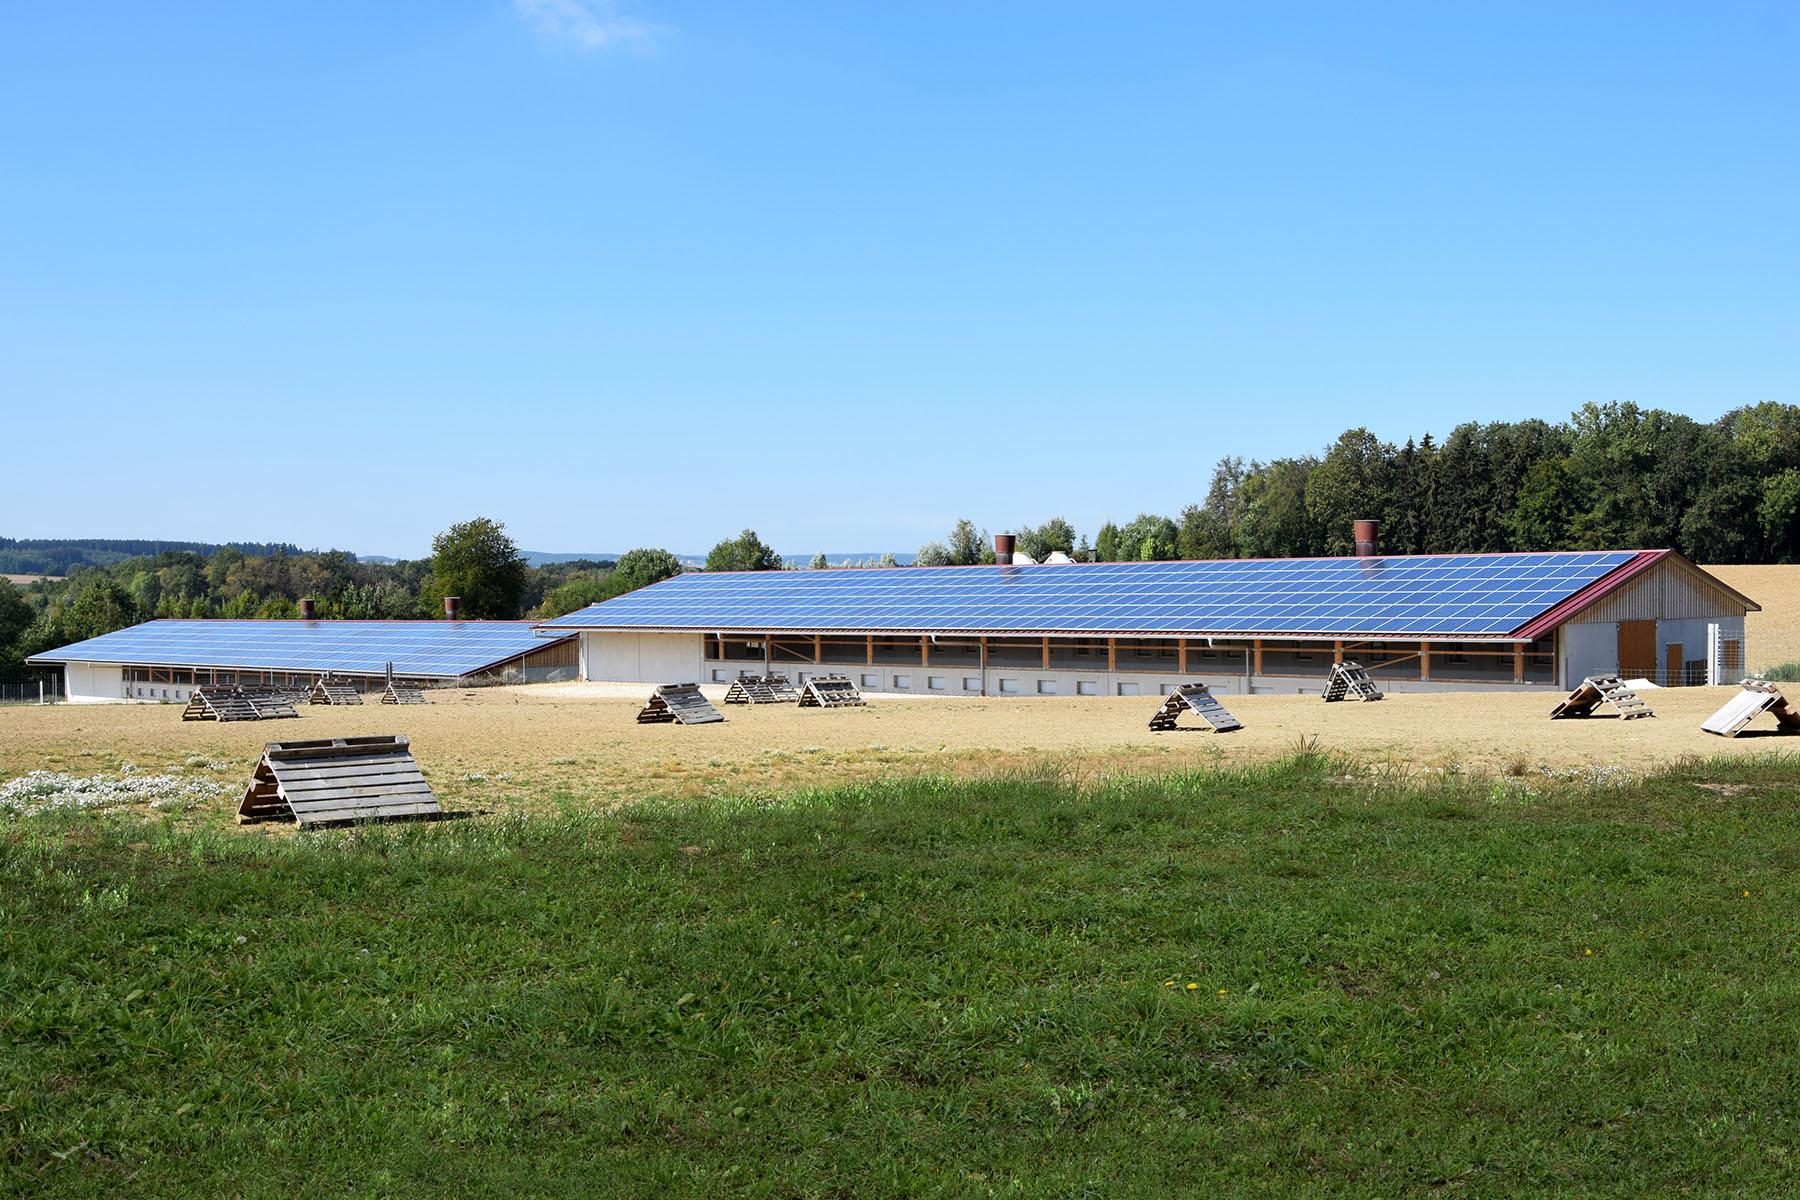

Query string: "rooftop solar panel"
[534, 551, 1647, 640]
[28, 620, 572, 678]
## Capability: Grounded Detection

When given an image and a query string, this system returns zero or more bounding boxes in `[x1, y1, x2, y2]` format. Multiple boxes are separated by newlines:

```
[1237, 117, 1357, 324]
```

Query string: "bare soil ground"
[6, 681, 1797, 827]
[1702, 563, 1800, 670]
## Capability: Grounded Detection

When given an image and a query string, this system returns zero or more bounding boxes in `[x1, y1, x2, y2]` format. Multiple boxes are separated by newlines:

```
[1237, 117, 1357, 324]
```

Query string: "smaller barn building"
[535, 546, 1757, 697]
[28, 619, 579, 704]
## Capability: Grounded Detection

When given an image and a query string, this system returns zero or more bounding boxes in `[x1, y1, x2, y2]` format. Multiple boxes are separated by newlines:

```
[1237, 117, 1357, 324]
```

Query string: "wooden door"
[1665, 642, 1683, 688]
[1618, 620, 1656, 680]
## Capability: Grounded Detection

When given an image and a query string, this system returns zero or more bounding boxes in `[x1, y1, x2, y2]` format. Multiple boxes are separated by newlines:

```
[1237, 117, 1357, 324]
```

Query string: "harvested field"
[1703, 563, 1800, 670]
[5, 681, 1798, 826]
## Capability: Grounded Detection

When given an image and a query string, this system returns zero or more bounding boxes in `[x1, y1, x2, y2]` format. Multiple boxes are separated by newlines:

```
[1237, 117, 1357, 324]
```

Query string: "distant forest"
[4, 399, 1797, 681]
[0, 537, 305, 576]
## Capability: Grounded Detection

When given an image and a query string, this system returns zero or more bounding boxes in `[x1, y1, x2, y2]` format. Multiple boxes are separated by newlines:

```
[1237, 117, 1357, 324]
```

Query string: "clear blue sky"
[4, 2, 1795, 558]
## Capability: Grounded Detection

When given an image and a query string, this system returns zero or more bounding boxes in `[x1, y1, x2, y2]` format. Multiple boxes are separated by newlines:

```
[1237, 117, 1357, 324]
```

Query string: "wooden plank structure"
[637, 683, 725, 725]
[1549, 675, 1655, 720]
[310, 678, 363, 706]
[1700, 680, 1800, 738]
[1322, 660, 1384, 702]
[239, 688, 301, 720]
[181, 686, 263, 722]
[797, 675, 866, 709]
[722, 674, 800, 704]
[381, 681, 428, 705]
[1148, 683, 1243, 732]
[238, 735, 440, 826]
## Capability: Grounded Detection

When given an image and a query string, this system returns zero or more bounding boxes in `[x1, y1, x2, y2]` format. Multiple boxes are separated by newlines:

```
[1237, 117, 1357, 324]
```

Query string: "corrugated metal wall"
[1566, 559, 1746, 624]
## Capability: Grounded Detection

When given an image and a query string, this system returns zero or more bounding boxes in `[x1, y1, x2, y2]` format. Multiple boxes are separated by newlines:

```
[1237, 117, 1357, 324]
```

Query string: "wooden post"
[921, 637, 930, 667]
[1514, 643, 1525, 683]
[866, 635, 875, 665]
[1178, 637, 1187, 674]
[1333, 639, 1343, 664]
[1253, 639, 1263, 676]
[979, 636, 988, 697]
[1042, 637, 1051, 670]
[1107, 637, 1117, 671]
[1420, 641, 1431, 681]
[813, 634, 822, 664]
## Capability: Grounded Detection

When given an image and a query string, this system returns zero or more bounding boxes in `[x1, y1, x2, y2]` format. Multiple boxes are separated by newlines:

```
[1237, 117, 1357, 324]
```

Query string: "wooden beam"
[1514, 643, 1525, 683]
[1253, 638, 1263, 676]
[1178, 637, 1187, 674]
[813, 634, 822, 663]
[866, 635, 875, 665]
[1420, 640, 1431, 681]
[1107, 637, 1117, 671]
[1333, 639, 1343, 664]
[1042, 637, 1051, 670]
[921, 637, 930, 667]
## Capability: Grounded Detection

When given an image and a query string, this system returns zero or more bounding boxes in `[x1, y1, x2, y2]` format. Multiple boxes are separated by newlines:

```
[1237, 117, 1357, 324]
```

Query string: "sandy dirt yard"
[1703, 564, 1800, 671]
[4, 681, 1798, 827]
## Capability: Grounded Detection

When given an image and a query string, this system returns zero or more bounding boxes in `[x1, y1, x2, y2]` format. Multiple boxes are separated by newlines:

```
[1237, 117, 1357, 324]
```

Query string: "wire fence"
[0, 679, 58, 705]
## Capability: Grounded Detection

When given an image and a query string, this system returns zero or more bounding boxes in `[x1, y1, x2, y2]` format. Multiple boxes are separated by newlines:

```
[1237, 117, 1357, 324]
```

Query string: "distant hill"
[0, 537, 306, 576]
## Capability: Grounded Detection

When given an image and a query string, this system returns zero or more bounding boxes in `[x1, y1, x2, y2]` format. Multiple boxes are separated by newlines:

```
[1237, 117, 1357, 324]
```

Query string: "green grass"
[7, 753, 1800, 1197]
[1757, 661, 1800, 682]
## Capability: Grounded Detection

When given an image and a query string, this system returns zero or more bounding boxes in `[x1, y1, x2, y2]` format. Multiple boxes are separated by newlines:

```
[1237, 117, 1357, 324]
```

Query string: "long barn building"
[536, 544, 1757, 697]
[30, 619, 579, 704]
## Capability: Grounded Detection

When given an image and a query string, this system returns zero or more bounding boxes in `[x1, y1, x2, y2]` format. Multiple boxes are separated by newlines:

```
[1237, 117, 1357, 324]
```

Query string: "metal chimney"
[298, 597, 316, 620]
[994, 533, 1015, 565]
[444, 595, 462, 620]
[1353, 520, 1380, 558]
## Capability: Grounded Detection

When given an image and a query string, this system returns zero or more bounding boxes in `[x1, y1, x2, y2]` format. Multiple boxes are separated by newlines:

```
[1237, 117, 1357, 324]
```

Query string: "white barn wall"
[62, 663, 125, 703]
[580, 633, 704, 684]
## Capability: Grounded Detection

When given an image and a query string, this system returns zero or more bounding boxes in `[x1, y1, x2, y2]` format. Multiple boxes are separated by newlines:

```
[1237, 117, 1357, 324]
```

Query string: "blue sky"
[4, 2, 1795, 558]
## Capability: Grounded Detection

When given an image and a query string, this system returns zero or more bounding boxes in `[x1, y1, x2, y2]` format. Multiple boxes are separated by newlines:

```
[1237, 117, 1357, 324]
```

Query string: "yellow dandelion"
[1584, 948, 1593, 956]
[1186, 982, 1198, 990]
[1164, 980, 1175, 987]
[1218, 988, 1227, 995]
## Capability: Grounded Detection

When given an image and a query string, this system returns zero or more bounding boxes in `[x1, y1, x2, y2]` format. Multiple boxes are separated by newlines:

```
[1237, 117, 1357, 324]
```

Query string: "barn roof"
[27, 619, 574, 679]
[536, 549, 1754, 642]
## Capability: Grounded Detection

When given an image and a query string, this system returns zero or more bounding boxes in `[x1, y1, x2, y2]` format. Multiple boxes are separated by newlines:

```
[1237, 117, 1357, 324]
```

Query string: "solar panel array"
[29, 620, 571, 678]
[537, 552, 1643, 639]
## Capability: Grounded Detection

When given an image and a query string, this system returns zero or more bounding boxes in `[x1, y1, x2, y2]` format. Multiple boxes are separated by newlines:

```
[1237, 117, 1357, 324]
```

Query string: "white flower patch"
[0, 770, 234, 817]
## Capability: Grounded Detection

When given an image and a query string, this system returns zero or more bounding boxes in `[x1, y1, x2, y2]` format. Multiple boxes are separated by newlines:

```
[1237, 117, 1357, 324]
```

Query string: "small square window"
[929, 676, 946, 690]
[893, 675, 911, 689]
[861, 674, 878, 688]
[1037, 680, 1057, 694]
[711, 669, 726, 682]
[963, 678, 982, 692]
[1117, 683, 1139, 696]
[1076, 681, 1097, 695]
[1161, 683, 1178, 695]
[999, 678, 1019, 693]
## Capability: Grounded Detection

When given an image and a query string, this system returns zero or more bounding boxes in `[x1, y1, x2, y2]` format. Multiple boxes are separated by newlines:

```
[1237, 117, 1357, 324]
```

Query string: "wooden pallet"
[381, 682, 428, 705]
[1148, 683, 1243, 732]
[637, 683, 725, 725]
[181, 686, 263, 722]
[239, 688, 302, 719]
[310, 679, 363, 706]
[1549, 675, 1654, 720]
[1700, 680, 1800, 738]
[238, 735, 441, 826]
[722, 674, 800, 704]
[798, 675, 865, 709]
[1322, 660, 1384, 702]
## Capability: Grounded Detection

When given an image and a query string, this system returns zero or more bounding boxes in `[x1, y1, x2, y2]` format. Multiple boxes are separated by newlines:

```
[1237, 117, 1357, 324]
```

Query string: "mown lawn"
[5, 753, 1800, 1197]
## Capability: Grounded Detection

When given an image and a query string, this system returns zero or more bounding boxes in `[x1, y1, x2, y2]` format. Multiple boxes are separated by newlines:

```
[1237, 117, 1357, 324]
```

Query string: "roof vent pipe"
[1353, 520, 1380, 558]
[994, 533, 1015, 565]
[444, 595, 462, 620]
[298, 598, 317, 620]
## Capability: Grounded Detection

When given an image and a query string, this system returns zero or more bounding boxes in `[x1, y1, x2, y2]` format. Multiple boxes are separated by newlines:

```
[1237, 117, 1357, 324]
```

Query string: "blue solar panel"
[535, 552, 1642, 639]
[27, 620, 570, 677]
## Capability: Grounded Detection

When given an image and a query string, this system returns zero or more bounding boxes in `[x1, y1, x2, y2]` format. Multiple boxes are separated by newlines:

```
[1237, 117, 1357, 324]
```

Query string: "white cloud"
[513, 0, 664, 52]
